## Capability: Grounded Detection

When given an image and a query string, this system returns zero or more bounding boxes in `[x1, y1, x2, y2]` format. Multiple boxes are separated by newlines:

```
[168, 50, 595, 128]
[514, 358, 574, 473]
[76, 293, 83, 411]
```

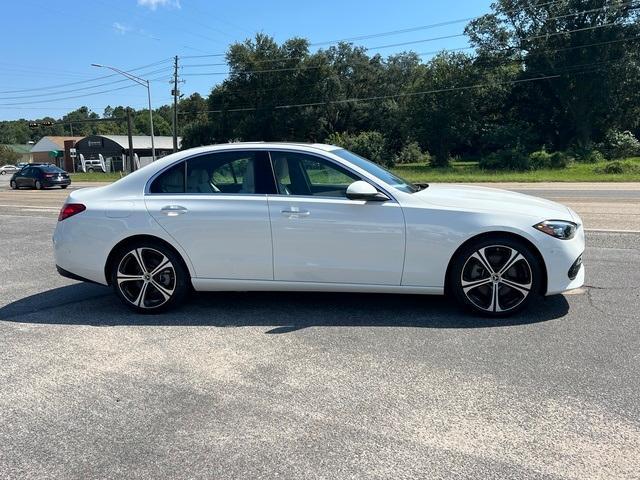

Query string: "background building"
[30, 136, 82, 164]
[74, 135, 179, 171]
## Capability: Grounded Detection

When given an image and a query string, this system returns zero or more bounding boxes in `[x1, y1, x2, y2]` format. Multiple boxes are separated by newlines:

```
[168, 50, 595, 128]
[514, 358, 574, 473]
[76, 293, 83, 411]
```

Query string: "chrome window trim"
[144, 145, 398, 203]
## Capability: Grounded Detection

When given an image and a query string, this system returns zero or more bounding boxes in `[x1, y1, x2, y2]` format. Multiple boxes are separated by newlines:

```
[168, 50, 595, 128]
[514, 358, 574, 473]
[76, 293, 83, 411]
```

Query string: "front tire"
[1, 171, 5, 175]
[10, 180, 17, 189]
[34, 180, 42, 190]
[110, 241, 189, 313]
[450, 236, 542, 317]
[61, 185, 68, 189]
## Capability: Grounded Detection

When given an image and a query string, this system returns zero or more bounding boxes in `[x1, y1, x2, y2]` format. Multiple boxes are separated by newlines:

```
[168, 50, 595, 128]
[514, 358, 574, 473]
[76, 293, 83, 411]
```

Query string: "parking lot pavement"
[0, 211, 639, 479]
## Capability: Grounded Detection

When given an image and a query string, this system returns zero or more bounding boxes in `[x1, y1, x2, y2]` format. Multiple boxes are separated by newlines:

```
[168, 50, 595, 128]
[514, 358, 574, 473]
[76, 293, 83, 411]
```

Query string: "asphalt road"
[0, 179, 639, 479]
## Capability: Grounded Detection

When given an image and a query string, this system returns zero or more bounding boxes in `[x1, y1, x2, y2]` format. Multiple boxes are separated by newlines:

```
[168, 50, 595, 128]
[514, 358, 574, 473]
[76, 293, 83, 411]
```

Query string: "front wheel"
[110, 241, 190, 313]
[1, 171, 5, 175]
[34, 180, 42, 190]
[61, 185, 68, 189]
[10, 180, 17, 189]
[449, 237, 542, 317]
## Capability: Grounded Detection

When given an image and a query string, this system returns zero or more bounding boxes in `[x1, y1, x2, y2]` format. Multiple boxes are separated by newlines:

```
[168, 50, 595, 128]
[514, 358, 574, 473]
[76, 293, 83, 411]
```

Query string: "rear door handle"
[281, 208, 310, 217]
[161, 205, 188, 216]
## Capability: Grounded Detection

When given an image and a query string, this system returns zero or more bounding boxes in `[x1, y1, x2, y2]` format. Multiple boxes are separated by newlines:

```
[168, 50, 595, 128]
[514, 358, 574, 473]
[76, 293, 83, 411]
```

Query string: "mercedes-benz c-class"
[53, 143, 584, 316]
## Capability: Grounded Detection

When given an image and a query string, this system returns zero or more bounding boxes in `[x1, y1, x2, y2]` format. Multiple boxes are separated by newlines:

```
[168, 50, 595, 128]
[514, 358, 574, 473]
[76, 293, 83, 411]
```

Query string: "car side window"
[186, 150, 274, 194]
[149, 162, 186, 193]
[270, 151, 359, 198]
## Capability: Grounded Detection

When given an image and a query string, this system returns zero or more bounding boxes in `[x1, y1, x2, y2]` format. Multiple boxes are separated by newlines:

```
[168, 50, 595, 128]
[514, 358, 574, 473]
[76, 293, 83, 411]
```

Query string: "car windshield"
[331, 148, 420, 193]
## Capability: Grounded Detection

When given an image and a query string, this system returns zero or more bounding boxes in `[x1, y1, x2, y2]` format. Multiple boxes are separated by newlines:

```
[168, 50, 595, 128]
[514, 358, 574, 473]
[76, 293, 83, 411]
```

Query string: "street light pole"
[91, 63, 156, 161]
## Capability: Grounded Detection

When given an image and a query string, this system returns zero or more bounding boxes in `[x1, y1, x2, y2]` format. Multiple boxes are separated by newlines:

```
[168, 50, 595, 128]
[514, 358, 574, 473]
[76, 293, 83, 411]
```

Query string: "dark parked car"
[10, 165, 71, 190]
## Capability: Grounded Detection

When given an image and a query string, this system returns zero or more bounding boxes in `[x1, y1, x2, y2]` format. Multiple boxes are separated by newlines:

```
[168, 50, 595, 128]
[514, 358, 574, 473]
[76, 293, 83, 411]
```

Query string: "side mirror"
[346, 181, 389, 202]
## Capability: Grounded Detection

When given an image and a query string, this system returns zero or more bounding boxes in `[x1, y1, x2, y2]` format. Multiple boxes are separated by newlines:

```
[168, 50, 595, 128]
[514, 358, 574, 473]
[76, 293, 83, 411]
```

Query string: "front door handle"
[281, 207, 310, 217]
[161, 205, 188, 216]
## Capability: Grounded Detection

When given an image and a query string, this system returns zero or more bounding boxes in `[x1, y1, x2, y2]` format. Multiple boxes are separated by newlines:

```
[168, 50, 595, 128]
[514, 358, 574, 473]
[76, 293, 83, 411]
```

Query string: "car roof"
[204, 142, 340, 152]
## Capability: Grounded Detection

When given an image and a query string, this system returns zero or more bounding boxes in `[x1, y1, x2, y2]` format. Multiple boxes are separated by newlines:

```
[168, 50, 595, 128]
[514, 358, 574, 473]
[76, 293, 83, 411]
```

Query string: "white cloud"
[137, 0, 181, 10]
[113, 22, 132, 35]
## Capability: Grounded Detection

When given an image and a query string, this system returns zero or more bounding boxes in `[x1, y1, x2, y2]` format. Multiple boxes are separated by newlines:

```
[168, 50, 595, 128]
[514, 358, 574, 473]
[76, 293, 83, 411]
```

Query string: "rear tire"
[110, 240, 190, 314]
[449, 236, 542, 317]
[1, 171, 5, 175]
[61, 185, 68, 189]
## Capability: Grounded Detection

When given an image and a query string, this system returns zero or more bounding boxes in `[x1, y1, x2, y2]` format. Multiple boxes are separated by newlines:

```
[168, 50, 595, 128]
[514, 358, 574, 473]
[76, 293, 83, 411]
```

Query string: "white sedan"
[0, 164, 19, 175]
[53, 143, 584, 316]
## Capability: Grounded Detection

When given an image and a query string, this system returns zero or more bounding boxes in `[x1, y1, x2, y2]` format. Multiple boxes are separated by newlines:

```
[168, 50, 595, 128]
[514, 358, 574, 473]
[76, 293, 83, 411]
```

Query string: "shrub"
[479, 148, 530, 171]
[529, 150, 552, 170]
[326, 131, 392, 166]
[549, 152, 572, 169]
[394, 142, 430, 165]
[601, 130, 640, 159]
[594, 160, 640, 175]
[579, 149, 606, 164]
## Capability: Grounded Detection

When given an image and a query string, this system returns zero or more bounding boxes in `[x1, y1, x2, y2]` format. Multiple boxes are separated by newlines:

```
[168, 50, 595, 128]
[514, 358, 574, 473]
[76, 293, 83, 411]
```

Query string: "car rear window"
[41, 166, 66, 173]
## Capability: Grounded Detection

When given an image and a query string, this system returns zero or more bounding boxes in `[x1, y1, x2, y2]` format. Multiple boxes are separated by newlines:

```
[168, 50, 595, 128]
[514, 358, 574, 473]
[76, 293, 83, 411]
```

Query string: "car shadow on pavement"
[0, 282, 570, 332]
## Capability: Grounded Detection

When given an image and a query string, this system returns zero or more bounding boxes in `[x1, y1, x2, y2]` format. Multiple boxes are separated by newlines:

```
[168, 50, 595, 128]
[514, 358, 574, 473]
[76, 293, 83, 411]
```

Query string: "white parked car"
[53, 143, 585, 316]
[0, 164, 19, 175]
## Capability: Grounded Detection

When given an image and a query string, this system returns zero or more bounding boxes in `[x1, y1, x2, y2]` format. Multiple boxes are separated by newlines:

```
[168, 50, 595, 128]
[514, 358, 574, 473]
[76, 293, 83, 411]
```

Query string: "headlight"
[533, 220, 578, 240]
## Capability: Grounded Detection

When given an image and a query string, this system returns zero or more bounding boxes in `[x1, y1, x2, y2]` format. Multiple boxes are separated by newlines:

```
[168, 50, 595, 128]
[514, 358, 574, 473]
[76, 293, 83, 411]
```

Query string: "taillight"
[58, 203, 86, 221]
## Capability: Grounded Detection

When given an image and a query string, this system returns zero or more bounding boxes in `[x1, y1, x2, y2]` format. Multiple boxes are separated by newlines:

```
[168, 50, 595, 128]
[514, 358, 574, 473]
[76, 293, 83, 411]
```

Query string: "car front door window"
[271, 151, 359, 198]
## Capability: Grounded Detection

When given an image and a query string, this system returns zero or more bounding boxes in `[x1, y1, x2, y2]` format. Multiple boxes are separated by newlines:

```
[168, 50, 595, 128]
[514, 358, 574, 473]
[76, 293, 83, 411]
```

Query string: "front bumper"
[538, 224, 586, 296]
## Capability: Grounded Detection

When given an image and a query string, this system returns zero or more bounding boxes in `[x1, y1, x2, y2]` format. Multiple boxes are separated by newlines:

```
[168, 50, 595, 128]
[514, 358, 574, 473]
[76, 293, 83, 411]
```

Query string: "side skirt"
[191, 278, 444, 295]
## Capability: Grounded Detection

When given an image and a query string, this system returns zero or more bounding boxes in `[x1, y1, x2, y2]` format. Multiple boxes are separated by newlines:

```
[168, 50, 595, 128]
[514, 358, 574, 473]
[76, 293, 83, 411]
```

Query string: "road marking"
[0, 204, 60, 210]
[586, 228, 640, 234]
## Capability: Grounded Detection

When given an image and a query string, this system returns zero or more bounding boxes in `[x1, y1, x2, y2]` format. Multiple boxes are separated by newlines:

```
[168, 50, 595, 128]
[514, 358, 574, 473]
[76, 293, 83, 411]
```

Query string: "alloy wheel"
[116, 247, 176, 309]
[460, 245, 533, 313]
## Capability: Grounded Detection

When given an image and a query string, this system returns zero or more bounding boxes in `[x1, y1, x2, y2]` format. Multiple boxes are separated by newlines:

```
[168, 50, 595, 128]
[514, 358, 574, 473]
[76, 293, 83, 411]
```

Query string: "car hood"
[413, 184, 574, 221]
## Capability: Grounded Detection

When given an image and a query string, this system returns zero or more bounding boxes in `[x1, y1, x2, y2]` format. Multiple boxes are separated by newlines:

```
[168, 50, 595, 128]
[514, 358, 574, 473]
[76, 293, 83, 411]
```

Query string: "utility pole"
[126, 108, 135, 172]
[172, 55, 179, 152]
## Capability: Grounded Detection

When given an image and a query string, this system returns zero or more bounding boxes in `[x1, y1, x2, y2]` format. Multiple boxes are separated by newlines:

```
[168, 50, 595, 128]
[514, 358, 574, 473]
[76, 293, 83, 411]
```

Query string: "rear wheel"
[110, 241, 189, 313]
[61, 185, 68, 189]
[1, 171, 5, 175]
[87, 168, 94, 172]
[450, 237, 542, 317]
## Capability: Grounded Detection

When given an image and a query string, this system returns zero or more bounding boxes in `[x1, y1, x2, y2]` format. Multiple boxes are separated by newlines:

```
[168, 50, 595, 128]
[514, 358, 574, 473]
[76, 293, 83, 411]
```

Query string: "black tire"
[10, 180, 17, 189]
[87, 168, 94, 172]
[110, 240, 190, 314]
[34, 180, 42, 190]
[1, 171, 5, 175]
[61, 185, 68, 189]
[449, 236, 542, 317]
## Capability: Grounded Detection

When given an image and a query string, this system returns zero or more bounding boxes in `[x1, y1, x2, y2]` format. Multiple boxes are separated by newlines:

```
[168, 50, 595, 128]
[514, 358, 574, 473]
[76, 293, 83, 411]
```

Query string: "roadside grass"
[70, 172, 124, 182]
[393, 157, 640, 182]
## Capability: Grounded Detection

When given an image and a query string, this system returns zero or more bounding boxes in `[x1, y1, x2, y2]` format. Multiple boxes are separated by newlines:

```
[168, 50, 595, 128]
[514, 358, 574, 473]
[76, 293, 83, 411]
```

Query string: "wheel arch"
[104, 234, 192, 287]
[444, 231, 548, 296]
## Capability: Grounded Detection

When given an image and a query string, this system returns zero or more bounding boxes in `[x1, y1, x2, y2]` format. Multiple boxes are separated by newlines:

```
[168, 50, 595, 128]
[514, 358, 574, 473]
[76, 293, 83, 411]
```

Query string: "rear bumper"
[43, 179, 71, 187]
[56, 265, 101, 285]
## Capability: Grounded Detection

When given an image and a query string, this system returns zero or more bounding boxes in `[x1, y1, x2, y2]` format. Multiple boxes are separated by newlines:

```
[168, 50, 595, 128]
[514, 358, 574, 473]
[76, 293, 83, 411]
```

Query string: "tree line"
[2, 0, 639, 169]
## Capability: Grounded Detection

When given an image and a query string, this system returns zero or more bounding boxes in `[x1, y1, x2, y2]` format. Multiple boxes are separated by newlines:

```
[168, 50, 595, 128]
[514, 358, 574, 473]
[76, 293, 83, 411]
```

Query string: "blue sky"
[0, 0, 492, 121]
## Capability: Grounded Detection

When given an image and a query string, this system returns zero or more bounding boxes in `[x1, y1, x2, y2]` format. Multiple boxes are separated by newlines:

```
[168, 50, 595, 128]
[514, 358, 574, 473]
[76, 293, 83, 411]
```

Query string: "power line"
[0, 58, 173, 95]
[0, 67, 173, 101]
[191, 57, 628, 115]
[0, 74, 172, 107]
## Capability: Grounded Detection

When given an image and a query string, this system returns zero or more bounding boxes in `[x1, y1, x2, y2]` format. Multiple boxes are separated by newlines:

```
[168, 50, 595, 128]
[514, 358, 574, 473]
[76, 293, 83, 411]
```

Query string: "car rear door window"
[186, 150, 275, 194]
[149, 162, 186, 193]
